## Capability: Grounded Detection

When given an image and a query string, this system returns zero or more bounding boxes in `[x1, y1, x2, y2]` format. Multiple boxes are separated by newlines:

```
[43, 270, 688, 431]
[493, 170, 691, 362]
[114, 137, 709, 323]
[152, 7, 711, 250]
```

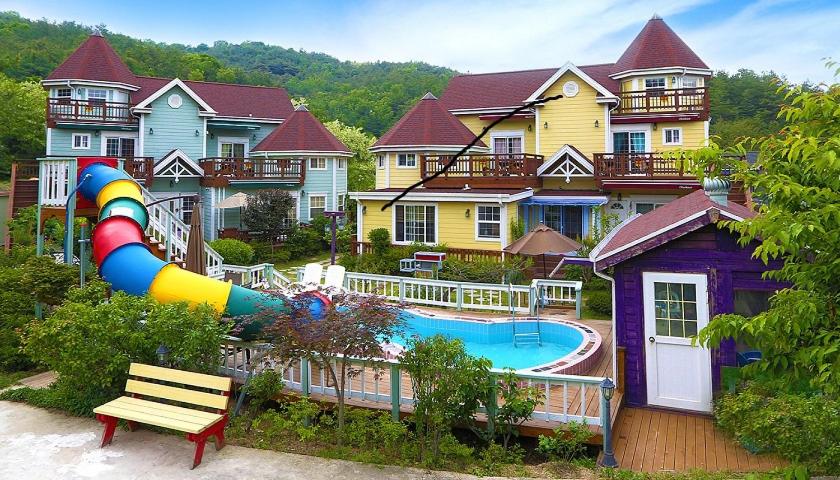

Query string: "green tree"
[0, 73, 45, 176]
[240, 189, 297, 242]
[323, 119, 376, 192]
[695, 71, 840, 393]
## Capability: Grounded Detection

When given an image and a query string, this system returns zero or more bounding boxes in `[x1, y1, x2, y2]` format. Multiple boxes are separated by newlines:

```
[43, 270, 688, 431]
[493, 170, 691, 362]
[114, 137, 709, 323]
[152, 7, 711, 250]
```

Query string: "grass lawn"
[0, 369, 40, 390]
[273, 250, 333, 273]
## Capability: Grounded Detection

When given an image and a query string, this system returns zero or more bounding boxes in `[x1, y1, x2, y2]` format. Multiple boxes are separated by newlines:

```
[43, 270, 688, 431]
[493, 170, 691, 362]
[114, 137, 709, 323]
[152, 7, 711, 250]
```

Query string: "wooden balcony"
[593, 152, 700, 189]
[121, 157, 155, 187]
[198, 157, 305, 187]
[420, 153, 543, 189]
[46, 98, 136, 126]
[613, 87, 709, 122]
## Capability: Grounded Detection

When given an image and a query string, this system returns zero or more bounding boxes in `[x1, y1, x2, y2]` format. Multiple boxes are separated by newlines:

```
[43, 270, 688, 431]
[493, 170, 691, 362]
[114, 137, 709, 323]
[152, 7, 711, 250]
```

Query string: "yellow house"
[351, 15, 715, 253]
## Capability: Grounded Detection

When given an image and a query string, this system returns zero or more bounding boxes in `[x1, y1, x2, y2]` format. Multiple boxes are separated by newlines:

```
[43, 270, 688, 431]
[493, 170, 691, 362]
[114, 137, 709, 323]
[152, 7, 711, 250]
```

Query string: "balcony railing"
[198, 157, 306, 186]
[420, 153, 543, 188]
[47, 98, 136, 125]
[121, 157, 155, 187]
[614, 87, 709, 118]
[593, 152, 699, 183]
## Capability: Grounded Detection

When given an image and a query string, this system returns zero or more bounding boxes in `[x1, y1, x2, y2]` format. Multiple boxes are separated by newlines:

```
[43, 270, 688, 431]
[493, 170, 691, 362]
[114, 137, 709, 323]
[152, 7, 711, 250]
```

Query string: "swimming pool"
[389, 311, 600, 372]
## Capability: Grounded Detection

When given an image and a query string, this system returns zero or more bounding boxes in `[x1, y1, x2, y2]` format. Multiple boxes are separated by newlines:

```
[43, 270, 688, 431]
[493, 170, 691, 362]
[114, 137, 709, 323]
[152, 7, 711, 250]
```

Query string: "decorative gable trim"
[537, 145, 594, 182]
[133, 78, 217, 114]
[153, 149, 204, 179]
[525, 62, 618, 103]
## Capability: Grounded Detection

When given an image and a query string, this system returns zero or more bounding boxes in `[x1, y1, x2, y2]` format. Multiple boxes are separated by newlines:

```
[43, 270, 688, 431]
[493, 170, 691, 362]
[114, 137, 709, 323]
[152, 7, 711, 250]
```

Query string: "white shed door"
[643, 272, 712, 412]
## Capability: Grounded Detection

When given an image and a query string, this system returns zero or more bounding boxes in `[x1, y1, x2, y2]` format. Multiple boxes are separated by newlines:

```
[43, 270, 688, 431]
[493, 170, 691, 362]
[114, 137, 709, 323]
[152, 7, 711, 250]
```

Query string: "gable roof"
[525, 62, 618, 102]
[612, 15, 709, 75]
[592, 189, 755, 268]
[373, 93, 487, 150]
[251, 105, 351, 154]
[46, 33, 138, 88]
[45, 34, 294, 120]
[133, 78, 216, 113]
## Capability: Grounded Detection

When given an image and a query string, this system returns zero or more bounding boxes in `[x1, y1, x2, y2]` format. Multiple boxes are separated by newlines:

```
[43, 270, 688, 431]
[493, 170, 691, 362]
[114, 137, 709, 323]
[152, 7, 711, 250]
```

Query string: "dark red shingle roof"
[613, 16, 709, 73]
[46, 34, 137, 86]
[251, 105, 350, 154]
[374, 93, 486, 148]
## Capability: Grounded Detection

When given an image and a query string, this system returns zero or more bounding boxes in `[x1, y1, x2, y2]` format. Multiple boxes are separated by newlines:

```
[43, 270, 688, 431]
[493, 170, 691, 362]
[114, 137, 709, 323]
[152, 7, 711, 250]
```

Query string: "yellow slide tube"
[148, 264, 234, 313]
[96, 179, 144, 209]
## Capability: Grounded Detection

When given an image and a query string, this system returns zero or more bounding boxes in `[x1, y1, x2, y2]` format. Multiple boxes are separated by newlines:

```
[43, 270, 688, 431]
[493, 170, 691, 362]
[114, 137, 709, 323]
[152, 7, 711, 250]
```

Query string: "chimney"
[703, 177, 730, 206]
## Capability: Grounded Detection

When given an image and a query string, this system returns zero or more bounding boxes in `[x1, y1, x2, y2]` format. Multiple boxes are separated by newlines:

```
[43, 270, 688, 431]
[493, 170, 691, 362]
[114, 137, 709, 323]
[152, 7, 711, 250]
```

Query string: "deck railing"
[420, 153, 543, 188]
[614, 87, 709, 117]
[593, 152, 697, 180]
[47, 98, 136, 125]
[39, 158, 75, 206]
[199, 157, 306, 185]
[219, 341, 607, 426]
[120, 157, 155, 186]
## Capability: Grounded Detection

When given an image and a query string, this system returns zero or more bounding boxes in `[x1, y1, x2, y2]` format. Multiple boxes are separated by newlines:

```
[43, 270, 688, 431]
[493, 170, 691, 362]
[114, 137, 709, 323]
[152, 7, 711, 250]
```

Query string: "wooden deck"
[612, 407, 786, 473]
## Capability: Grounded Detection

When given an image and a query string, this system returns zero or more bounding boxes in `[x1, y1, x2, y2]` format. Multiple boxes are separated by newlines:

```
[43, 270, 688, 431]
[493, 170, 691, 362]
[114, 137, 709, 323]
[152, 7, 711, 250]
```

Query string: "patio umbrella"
[215, 192, 251, 230]
[185, 199, 206, 275]
[503, 223, 582, 278]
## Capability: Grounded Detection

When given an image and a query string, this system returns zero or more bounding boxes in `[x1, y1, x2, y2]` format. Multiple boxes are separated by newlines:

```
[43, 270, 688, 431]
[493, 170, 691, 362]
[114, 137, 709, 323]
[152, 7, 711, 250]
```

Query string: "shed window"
[653, 282, 699, 337]
[734, 290, 774, 318]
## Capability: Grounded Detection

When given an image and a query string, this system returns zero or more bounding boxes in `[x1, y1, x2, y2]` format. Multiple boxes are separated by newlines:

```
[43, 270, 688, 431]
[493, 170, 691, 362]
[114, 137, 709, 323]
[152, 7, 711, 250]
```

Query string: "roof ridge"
[134, 74, 285, 90]
[453, 66, 558, 78]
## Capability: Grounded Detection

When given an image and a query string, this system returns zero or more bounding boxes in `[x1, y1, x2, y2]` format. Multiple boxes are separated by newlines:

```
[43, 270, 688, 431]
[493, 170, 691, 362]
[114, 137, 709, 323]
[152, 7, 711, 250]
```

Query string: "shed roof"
[251, 105, 350, 154]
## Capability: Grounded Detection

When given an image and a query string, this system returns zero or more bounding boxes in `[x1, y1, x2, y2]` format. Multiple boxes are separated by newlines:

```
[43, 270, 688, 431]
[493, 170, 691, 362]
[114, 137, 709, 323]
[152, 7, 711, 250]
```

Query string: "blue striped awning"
[520, 195, 608, 206]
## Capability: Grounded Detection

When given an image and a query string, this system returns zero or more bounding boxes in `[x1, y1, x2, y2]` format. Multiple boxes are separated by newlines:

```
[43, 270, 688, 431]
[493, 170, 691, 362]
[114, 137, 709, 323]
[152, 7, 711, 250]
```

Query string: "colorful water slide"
[78, 159, 327, 339]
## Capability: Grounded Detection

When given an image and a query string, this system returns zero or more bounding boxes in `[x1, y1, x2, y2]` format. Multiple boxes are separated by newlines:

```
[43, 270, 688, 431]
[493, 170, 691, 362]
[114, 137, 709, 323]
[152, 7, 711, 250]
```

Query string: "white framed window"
[337, 158, 347, 169]
[396, 153, 416, 168]
[394, 204, 436, 244]
[377, 155, 385, 169]
[87, 88, 108, 103]
[681, 77, 698, 88]
[613, 131, 648, 154]
[309, 194, 326, 219]
[337, 193, 346, 212]
[662, 128, 682, 146]
[635, 202, 665, 215]
[475, 204, 502, 240]
[104, 136, 136, 158]
[309, 157, 327, 170]
[220, 140, 247, 158]
[492, 133, 523, 154]
[71, 133, 90, 150]
[645, 77, 666, 90]
[56, 88, 72, 99]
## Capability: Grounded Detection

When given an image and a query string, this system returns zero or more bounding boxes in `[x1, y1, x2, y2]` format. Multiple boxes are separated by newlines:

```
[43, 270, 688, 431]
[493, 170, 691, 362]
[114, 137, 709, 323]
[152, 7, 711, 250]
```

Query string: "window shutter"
[395, 205, 405, 242]
[425, 206, 435, 243]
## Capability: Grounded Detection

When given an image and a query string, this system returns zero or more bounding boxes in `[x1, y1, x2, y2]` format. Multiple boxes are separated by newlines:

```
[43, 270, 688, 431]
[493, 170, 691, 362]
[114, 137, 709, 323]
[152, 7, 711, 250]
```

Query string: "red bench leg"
[213, 425, 225, 451]
[191, 437, 207, 470]
[95, 414, 118, 448]
[126, 421, 138, 432]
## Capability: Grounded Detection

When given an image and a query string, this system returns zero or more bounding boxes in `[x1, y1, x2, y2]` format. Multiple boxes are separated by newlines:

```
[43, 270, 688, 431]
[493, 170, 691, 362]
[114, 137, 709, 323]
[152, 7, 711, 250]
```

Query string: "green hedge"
[209, 238, 255, 265]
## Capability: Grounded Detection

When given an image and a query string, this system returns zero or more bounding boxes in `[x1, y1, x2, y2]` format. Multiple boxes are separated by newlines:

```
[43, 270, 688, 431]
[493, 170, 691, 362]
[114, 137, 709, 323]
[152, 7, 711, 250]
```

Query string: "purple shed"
[591, 184, 780, 413]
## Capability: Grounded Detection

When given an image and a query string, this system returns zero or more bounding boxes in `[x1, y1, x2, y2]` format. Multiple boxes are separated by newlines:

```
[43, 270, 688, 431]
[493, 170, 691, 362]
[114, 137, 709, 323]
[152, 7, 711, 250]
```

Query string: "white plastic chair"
[324, 265, 346, 290]
[301, 263, 324, 287]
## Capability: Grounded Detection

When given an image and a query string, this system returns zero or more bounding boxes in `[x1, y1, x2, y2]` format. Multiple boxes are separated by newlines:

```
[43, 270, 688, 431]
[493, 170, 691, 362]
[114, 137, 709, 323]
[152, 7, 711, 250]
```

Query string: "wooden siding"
[459, 117, 536, 155]
[49, 128, 104, 157]
[539, 72, 607, 159]
[143, 86, 204, 161]
[205, 125, 274, 158]
[650, 120, 707, 151]
[612, 225, 784, 407]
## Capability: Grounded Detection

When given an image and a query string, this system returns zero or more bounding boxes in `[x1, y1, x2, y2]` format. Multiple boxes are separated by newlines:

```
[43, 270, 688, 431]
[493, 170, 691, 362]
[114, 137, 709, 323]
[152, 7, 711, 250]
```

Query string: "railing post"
[300, 358, 310, 397]
[456, 284, 463, 311]
[389, 363, 401, 421]
[398, 279, 405, 302]
[575, 286, 582, 319]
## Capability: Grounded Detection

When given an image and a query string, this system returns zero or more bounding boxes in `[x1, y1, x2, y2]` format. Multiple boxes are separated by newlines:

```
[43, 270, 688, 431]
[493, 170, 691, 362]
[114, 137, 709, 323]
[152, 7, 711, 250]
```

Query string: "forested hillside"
[0, 11, 801, 180]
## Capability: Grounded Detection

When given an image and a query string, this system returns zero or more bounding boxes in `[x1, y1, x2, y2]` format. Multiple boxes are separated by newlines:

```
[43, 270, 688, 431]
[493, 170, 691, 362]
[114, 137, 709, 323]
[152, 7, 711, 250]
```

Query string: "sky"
[2, 0, 838, 84]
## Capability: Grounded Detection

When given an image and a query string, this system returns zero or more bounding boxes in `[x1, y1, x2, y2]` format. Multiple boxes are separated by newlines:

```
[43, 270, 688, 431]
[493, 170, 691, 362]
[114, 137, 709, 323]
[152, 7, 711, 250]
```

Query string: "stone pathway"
[0, 401, 513, 480]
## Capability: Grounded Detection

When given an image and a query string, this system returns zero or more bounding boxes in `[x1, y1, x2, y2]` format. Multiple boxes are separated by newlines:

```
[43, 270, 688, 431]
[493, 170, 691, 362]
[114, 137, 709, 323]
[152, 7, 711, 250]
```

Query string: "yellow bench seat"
[94, 396, 223, 434]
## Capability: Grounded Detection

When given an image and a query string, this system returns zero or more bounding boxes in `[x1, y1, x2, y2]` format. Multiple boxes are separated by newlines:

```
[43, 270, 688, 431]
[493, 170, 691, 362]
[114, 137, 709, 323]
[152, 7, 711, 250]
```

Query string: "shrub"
[284, 224, 327, 259]
[244, 369, 284, 409]
[250, 398, 321, 444]
[368, 228, 390, 256]
[586, 290, 612, 315]
[439, 256, 532, 284]
[715, 382, 840, 474]
[537, 421, 593, 462]
[241, 190, 297, 242]
[22, 289, 229, 410]
[209, 238, 255, 265]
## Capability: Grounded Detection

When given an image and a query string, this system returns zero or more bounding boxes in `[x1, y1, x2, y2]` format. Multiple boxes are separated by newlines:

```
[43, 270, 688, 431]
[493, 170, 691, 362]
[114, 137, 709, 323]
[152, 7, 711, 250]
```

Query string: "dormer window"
[56, 88, 72, 99]
[645, 77, 666, 89]
[88, 88, 108, 104]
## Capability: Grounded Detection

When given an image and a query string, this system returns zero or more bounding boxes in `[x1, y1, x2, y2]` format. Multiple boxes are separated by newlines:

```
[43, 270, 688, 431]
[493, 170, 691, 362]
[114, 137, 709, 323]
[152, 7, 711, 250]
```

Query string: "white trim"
[610, 67, 712, 80]
[537, 145, 594, 177]
[99, 132, 139, 157]
[392, 203, 439, 246]
[704, 120, 710, 146]
[356, 201, 363, 251]
[526, 62, 619, 103]
[308, 157, 327, 170]
[610, 123, 652, 153]
[448, 106, 521, 115]
[604, 104, 611, 152]
[138, 115, 145, 156]
[534, 108, 541, 155]
[384, 153, 391, 188]
[395, 153, 417, 169]
[350, 189, 533, 203]
[213, 115, 284, 124]
[41, 79, 140, 91]
[662, 127, 683, 146]
[369, 144, 490, 153]
[45, 128, 52, 156]
[250, 149, 352, 157]
[336, 157, 347, 170]
[153, 149, 204, 176]
[489, 130, 525, 154]
[71, 132, 91, 150]
[217, 136, 250, 157]
[474, 203, 503, 242]
[202, 118, 208, 158]
[292, 190, 301, 221]
[594, 208, 744, 263]
[133, 78, 217, 114]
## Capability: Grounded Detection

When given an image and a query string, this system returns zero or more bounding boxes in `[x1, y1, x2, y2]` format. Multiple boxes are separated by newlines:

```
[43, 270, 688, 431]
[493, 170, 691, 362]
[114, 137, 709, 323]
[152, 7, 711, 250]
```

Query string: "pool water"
[389, 311, 585, 370]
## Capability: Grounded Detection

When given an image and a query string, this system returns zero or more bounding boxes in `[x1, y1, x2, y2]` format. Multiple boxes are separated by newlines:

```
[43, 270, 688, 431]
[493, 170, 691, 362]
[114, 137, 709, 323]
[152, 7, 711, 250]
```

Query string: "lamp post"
[323, 211, 346, 265]
[598, 377, 619, 468]
[156, 344, 171, 367]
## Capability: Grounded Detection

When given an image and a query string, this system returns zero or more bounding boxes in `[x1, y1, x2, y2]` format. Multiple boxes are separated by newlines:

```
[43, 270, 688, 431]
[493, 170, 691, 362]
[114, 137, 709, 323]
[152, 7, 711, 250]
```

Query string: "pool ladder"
[513, 317, 541, 347]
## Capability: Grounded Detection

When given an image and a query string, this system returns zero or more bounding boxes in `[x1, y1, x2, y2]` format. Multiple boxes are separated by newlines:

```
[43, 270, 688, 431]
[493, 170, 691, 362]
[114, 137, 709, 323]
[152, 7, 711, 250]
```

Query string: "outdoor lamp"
[362, 205, 367, 215]
[594, 120, 599, 128]
[598, 377, 619, 468]
[156, 344, 171, 367]
[94, 130, 100, 137]
[149, 127, 154, 135]
[465, 208, 470, 218]
[543, 121, 549, 129]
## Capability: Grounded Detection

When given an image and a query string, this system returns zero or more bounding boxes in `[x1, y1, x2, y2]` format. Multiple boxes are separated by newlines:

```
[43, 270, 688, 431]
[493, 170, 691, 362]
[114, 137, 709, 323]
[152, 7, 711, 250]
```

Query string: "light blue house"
[41, 32, 349, 240]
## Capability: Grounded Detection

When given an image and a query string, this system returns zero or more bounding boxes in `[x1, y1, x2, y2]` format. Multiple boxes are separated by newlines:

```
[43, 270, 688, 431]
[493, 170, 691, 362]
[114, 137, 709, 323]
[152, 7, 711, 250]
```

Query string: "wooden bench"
[93, 363, 233, 469]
